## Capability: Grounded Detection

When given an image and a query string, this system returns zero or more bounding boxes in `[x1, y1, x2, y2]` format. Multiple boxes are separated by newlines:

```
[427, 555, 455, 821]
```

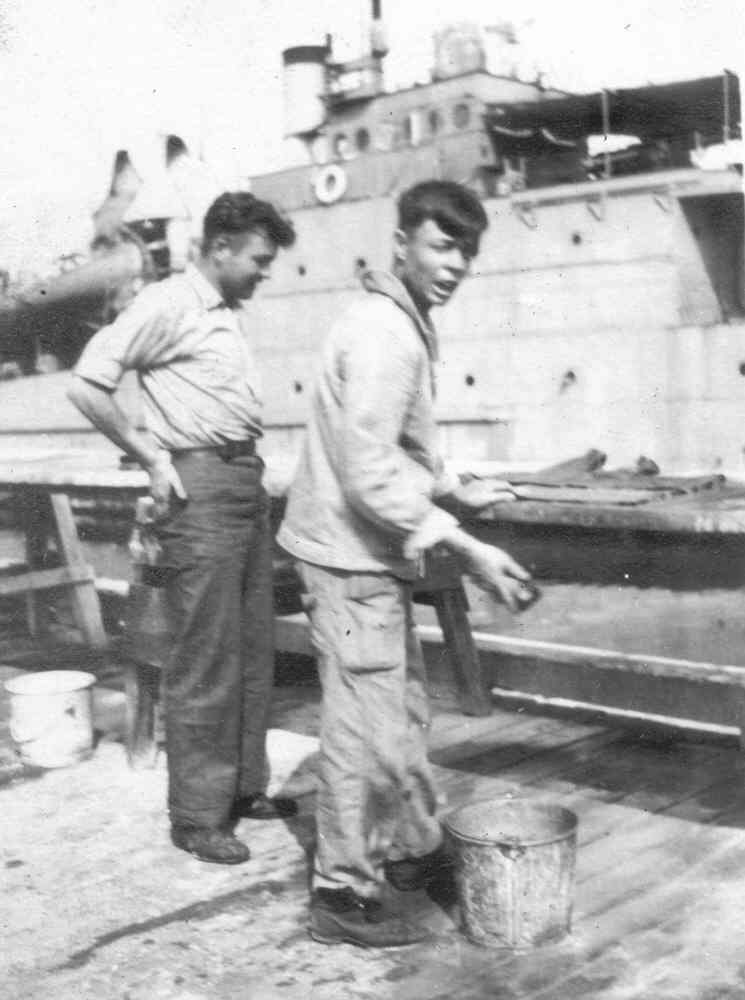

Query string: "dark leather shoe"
[309, 888, 428, 948]
[384, 844, 454, 892]
[231, 793, 298, 821]
[171, 826, 250, 865]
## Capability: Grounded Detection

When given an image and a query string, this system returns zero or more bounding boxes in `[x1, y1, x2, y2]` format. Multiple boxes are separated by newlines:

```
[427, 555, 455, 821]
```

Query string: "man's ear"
[393, 229, 408, 264]
[209, 234, 232, 261]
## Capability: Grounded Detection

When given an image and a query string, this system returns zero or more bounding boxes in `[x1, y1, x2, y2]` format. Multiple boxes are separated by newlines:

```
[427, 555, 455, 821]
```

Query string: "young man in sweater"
[278, 180, 531, 946]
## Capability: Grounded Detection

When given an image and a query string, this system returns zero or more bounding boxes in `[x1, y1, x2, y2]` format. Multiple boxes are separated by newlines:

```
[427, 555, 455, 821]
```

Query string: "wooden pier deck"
[3, 639, 745, 1000]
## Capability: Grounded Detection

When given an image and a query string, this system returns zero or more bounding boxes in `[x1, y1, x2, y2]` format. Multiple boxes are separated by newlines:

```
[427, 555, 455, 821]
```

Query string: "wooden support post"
[124, 661, 160, 769]
[431, 582, 492, 717]
[21, 489, 51, 638]
[49, 492, 107, 648]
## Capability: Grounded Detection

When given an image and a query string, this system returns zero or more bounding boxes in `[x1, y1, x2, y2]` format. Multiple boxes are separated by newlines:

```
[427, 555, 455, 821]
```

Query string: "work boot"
[309, 887, 429, 948]
[171, 826, 250, 865]
[384, 844, 454, 892]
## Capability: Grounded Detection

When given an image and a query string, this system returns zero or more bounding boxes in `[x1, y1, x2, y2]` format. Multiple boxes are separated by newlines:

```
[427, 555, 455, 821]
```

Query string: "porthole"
[355, 127, 371, 152]
[294, 381, 304, 394]
[453, 103, 471, 129]
[428, 109, 442, 134]
[465, 374, 476, 387]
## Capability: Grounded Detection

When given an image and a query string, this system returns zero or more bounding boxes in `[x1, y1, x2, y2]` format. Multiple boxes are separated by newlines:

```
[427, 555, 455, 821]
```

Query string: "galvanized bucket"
[444, 797, 578, 949]
[4, 670, 96, 768]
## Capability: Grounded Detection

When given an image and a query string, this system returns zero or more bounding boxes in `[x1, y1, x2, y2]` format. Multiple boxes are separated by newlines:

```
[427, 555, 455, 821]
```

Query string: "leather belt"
[170, 438, 257, 462]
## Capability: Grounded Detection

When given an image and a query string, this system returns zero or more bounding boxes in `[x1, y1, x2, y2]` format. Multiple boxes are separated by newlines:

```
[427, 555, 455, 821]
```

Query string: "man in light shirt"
[278, 180, 531, 946]
[69, 192, 297, 864]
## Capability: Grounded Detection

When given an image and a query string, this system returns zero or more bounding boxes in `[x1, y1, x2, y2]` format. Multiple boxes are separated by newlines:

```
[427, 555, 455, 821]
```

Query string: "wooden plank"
[0, 462, 148, 492]
[428, 704, 543, 758]
[49, 492, 107, 649]
[0, 564, 97, 597]
[432, 722, 625, 806]
[0, 452, 291, 497]
[509, 483, 684, 505]
[476, 487, 745, 534]
[20, 489, 51, 639]
[276, 613, 745, 740]
[419, 624, 745, 688]
[431, 584, 492, 717]
[528, 825, 745, 1000]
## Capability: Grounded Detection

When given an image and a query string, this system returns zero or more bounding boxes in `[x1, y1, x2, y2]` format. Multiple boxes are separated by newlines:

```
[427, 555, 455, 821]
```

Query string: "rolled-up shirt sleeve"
[73, 284, 183, 390]
[338, 324, 458, 540]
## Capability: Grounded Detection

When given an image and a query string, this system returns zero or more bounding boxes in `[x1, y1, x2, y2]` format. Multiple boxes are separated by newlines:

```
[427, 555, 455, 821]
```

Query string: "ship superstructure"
[0, 7, 741, 475]
[244, 13, 744, 473]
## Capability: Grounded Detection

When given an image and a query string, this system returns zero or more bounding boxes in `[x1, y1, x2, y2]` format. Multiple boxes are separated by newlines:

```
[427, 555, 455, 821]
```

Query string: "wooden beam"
[20, 491, 50, 638]
[417, 625, 745, 688]
[49, 492, 107, 649]
[277, 614, 745, 691]
[431, 585, 492, 717]
[0, 564, 97, 597]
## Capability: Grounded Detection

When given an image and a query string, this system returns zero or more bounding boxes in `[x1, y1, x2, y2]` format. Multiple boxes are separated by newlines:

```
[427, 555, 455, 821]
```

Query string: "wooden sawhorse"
[2, 487, 107, 648]
[0, 457, 149, 649]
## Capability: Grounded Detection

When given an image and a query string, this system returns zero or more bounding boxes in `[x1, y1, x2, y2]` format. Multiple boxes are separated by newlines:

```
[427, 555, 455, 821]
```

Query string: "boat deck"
[3, 643, 745, 1000]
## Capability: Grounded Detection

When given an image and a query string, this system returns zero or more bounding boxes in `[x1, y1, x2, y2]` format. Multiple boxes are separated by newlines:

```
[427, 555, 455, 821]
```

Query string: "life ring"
[314, 164, 347, 205]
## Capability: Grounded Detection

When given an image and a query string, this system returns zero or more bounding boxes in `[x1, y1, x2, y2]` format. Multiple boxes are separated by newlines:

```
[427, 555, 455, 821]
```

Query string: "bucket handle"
[498, 844, 526, 861]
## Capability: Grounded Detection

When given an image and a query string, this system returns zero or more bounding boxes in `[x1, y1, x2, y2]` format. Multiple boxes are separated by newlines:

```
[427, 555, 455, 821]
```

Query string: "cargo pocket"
[340, 573, 405, 673]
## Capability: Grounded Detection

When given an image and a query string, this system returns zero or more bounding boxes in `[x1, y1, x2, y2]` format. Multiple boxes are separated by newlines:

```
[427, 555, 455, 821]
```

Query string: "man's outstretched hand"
[465, 541, 532, 612]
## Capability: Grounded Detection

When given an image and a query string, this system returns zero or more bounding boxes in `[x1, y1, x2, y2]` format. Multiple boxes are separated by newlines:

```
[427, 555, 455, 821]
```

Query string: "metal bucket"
[444, 797, 578, 949]
[4, 670, 96, 768]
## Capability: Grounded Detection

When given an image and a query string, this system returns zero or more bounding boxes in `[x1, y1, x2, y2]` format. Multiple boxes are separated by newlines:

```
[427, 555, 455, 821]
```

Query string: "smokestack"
[369, 0, 388, 80]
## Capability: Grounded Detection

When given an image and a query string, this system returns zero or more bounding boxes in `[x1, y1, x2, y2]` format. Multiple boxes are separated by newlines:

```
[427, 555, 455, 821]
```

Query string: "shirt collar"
[360, 269, 439, 361]
[184, 263, 226, 310]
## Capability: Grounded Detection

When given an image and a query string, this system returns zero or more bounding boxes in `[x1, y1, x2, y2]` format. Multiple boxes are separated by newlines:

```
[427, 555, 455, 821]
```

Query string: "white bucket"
[4, 670, 96, 768]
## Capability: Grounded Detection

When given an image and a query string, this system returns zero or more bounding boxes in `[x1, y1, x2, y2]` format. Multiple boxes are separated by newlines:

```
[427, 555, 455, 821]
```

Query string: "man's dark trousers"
[156, 450, 273, 831]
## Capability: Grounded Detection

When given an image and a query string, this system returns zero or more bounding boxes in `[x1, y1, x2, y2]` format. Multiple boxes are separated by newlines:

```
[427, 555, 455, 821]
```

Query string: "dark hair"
[397, 181, 488, 257]
[203, 191, 296, 250]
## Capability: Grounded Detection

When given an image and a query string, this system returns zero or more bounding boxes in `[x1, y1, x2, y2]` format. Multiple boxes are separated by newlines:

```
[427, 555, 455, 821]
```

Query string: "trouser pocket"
[339, 573, 406, 673]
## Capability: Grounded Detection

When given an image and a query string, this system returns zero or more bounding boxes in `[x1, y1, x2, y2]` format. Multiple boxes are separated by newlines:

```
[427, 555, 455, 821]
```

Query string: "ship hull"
[0, 168, 743, 481]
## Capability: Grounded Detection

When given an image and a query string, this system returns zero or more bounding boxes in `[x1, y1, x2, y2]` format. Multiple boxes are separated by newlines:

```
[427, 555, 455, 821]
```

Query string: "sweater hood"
[360, 269, 438, 361]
